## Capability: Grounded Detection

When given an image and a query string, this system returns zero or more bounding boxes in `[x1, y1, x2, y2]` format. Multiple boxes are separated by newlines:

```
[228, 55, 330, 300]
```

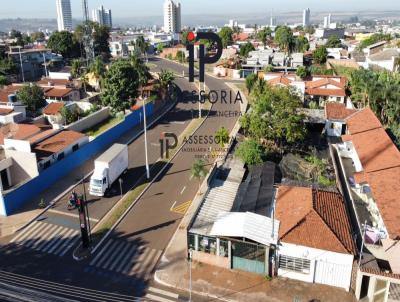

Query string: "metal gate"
[314, 260, 351, 289]
[231, 241, 266, 275]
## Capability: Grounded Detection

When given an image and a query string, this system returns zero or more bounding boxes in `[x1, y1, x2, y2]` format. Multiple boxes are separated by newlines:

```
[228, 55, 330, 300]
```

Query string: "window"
[72, 144, 79, 152]
[279, 254, 311, 274]
[219, 239, 229, 257]
[198, 235, 217, 255]
[103, 178, 107, 184]
[188, 233, 196, 251]
[57, 152, 65, 161]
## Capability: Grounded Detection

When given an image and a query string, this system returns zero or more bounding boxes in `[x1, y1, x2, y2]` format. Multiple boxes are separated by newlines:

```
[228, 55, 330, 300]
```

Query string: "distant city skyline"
[1, 0, 400, 19]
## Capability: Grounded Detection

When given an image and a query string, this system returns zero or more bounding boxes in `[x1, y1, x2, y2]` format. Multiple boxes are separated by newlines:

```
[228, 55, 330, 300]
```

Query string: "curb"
[88, 96, 214, 257]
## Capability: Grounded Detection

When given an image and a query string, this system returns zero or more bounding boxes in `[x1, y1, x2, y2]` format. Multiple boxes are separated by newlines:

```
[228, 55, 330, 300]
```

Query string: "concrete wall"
[0, 102, 154, 216]
[4, 149, 39, 186]
[278, 242, 354, 290]
[66, 107, 110, 133]
[192, 250, 230, 269]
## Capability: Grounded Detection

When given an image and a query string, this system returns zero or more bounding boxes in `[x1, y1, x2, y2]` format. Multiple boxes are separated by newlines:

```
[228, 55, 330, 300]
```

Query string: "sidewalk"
[0, 100, 171, 238]
[154, 185, 357, 302]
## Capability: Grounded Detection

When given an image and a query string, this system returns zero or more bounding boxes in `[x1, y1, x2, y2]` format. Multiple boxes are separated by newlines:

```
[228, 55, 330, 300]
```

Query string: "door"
[0, 169, 10, 190]
[231, 241, 266, 275]
[314, 260, 351, 289]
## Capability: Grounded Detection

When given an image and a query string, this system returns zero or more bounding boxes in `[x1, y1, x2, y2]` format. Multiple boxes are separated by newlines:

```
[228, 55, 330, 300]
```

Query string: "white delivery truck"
[89, 144, 129, 197]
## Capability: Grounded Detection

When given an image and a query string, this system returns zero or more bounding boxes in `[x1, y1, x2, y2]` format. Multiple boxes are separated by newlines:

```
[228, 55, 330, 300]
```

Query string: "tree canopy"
[325, 35, 342, 48]
[239, 42, 255, 58]
[313, 46, 328, 64]
[74, 21, 111, 59]
[274, 26, 294, 53]
[240, 81, 307, 146]
[218, 27, 234, 48]
[16, 84, 45, 113]
[257, 27, 272, 47]
[235, 139, 266, 166]
[101, 59, 141, 112]
[47, 31, 80, 59]
[293, 36, 310, 52]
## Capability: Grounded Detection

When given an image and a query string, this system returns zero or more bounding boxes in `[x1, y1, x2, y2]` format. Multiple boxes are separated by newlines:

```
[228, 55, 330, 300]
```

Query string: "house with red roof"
[275, 185, 356, 290]
[327, 106, 400, 299]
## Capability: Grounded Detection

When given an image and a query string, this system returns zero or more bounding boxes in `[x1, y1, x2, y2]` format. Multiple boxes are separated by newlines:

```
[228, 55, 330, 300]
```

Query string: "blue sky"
[0, 0, 399, 19]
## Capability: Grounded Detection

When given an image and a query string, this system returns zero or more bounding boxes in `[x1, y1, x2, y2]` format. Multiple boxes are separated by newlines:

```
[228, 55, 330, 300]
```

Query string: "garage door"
[314, 260, 351, 289]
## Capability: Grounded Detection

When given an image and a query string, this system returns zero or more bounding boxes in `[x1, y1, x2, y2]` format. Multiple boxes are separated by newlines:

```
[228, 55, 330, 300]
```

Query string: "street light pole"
[143, 97, 150, 179]
[189, 249, 193, 302]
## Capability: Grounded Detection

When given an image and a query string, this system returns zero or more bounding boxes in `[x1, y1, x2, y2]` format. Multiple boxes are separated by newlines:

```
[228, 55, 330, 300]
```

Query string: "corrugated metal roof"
[210, 212, 280, 246]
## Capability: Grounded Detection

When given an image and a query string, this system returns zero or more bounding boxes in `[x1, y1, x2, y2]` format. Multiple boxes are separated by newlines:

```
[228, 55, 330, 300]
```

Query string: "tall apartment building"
[56, 0, 73, 31]
[163, 0, 181, 33]
[302, 8, 311, 27]
[92, 5, 113, 28]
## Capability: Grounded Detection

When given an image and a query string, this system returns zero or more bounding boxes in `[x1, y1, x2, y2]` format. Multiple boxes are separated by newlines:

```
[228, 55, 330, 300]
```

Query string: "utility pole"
[143, 97, 150, 179]
[119, 178, 123, 199]
[18, 47, 25, 83]
[189, 249, 193, 302]
[198, 81, 202, 119]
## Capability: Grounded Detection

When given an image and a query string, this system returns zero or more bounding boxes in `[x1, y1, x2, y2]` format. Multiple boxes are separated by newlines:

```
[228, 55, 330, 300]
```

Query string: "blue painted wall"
[0, 103, 154, 216]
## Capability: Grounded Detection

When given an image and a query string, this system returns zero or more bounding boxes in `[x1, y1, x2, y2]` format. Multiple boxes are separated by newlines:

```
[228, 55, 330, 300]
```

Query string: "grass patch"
[84, 114, 124, 137]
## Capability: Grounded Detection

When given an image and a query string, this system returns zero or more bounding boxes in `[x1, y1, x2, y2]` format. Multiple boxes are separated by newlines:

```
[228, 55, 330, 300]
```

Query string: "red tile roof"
[43, 102, 65, 115]
[0, 85, 20, 103]
[325, 103, 357, 120]
[44, 88, 73, 98]
[0, 123, 42, 144]
[0, 108, 14, 115]
[343, 107, 400, 239]
[268, 76, 293, 86]
[345, 108, 382, 134]
[276, 186, 357, 254]
[32, 130, 86, 161]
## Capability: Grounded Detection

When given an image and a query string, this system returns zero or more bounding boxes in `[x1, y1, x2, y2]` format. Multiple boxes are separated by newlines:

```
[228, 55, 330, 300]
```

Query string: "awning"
[210, 212, 280, 246]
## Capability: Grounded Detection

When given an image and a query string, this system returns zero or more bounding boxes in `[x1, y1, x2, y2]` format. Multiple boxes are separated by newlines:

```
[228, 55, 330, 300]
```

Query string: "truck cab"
[89, 169, 109, 196]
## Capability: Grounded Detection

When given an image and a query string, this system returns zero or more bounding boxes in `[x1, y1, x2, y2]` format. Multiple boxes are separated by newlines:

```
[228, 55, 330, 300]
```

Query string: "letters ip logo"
[186, 32, 223, 83]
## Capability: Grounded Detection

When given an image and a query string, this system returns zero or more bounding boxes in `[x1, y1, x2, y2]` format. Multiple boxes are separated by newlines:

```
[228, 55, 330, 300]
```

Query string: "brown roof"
[43, 102, 65, 115]
[345, 108, 382, 134]
[44, 88, 73, 98]
[276, 186, 357, 254]
[0, 108, 14, 115]
[306, 88, 347, 97]
[0, 85, 20, 103]
[32, 130, 86, 161]
[325, 102, 358, 120]
[305, 77, 346, 89]
[268, 76, 293, 86]
[343, 107, 400, 239]
[37, 78, 72, 87]
[0, 123, 42, 144]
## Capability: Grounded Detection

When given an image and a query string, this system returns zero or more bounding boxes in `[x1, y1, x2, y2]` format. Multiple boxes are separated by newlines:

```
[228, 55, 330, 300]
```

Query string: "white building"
[92, 5, 112, 28]
[303, 8, 311, 27]
[163, 0, 181, 33]
[270, 15, 277, 27]
[56, 0, 72, 31]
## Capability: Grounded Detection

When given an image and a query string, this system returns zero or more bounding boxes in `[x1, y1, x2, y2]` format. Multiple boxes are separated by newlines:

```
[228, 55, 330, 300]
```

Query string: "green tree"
[181, 31, 190, 46]
[0, 58, 17, 76]
[158, 69, 175, 100]
[130, 55, 151, 95]
[294, 36, 310, 52]
[275, 26, 294, 54]
[257, 27, 272, 47]
[326, 35, 342, 48]
[31, 31, 45, 41]
[218, 27, 234, 48]
[47, 31, 80, 58]
[313, 46, 328, 64]
[71, 59, 82, 78]
[74, 21, 111, 59]
[245, 73, 258, 93]
[191, 159, 207, 189]
[175, 50, 186, 63]
[156, 43, 165, 53]
[215, 127, 230, 148]
[239, 42, 255, 58]
[89, 56, 107, 79]
[296, 66, 309, 79]
[101, 59, 140, 113]
[235, 139, 266, 166]
[358, 33, 391, 50]
[242, 83, 307, 146]
[0, 75, 7, 87]
[16, 84, 45, 112]
[304, 26, 315, 35]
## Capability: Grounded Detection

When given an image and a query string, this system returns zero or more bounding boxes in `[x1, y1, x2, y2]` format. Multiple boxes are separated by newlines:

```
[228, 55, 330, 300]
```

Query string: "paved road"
[0, 57, 240, 301]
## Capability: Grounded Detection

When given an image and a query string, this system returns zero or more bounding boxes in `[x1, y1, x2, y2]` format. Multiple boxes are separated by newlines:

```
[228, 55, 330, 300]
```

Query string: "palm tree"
[191, 160, 207, 190]
[130, 54, 151, 97]
[135, 36, 149, 62]
[71, 59, 82, 78]
[158, 69, 175, 100]
[80, 74, 89, 93]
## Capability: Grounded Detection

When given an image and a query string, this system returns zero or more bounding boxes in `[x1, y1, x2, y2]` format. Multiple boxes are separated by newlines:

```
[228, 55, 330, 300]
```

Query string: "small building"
[366, 48, 400, 72]
[42, 102, 65, 128]
[275, 185, 357, 291]
[324, 102, 357, 137]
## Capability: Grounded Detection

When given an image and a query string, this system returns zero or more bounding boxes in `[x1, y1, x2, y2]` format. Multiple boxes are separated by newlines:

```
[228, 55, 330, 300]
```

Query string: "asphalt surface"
[0, 57, 241, 301]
